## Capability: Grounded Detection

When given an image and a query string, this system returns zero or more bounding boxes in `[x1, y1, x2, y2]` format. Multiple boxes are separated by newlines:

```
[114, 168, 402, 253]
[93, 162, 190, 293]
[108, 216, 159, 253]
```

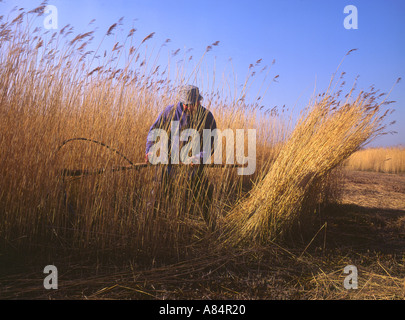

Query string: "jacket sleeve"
[145, 108, 168, 155]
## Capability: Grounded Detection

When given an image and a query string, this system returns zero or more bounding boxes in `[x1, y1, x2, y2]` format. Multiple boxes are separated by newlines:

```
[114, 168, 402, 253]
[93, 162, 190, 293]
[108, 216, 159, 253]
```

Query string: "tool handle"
[60, 163, 244, 177]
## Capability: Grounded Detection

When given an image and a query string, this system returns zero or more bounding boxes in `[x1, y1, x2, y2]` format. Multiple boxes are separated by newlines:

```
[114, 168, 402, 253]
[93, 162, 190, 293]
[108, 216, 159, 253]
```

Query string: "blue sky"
[2, 0, 404, 146]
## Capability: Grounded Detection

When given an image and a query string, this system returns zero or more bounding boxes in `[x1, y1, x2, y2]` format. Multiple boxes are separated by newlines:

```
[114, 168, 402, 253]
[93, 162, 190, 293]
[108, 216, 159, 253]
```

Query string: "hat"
[178, 85, 203, 105]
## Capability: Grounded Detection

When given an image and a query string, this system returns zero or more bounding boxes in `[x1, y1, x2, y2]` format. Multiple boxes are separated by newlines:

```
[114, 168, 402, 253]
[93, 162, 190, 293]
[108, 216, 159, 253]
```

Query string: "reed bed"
[345, 146, 405, 173]
[0, 5, 395, 265]
[0, 6, 280, 261]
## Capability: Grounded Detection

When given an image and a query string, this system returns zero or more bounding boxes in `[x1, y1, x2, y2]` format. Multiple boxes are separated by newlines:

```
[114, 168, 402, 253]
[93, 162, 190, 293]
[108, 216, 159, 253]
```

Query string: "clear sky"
[2, 0, 404, 146]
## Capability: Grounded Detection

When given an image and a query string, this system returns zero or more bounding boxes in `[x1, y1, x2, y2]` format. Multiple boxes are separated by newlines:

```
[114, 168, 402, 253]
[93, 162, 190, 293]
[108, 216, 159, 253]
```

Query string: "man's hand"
[145, 152, 151, 163]
[188, 155, 200, 167]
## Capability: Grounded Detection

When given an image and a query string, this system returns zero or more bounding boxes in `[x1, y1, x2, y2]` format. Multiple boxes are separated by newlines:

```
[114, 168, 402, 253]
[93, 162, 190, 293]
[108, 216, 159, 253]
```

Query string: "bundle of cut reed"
[224, 86, 393, 244]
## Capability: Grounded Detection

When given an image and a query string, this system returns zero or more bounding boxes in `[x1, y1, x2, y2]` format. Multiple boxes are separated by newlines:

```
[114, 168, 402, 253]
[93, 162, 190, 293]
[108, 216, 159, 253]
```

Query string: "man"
[145, 85, 217, 231]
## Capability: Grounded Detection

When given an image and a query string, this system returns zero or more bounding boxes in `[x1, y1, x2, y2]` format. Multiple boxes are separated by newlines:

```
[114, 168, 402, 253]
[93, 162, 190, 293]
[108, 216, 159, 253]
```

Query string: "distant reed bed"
[345, 147, 405, 174]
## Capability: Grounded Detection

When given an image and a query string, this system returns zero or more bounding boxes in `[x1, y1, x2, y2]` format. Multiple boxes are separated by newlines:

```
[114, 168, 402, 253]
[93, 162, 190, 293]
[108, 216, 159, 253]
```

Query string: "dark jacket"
[146, 102, 217, 161]
[145, 102, 217, 178]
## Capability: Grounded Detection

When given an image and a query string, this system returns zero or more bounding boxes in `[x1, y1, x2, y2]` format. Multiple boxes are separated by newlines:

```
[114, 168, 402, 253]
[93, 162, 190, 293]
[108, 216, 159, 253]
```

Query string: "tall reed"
[1, 5, 395, 261]
[0, 6, 281, 260]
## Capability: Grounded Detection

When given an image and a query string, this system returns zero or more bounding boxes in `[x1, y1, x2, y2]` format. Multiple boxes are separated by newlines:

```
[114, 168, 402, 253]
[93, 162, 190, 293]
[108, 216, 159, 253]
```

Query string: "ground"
[0, 170, 404, 300]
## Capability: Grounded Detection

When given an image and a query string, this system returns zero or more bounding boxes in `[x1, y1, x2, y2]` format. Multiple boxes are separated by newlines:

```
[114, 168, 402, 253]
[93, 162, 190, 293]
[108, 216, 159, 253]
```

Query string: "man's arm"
[145, 112, 165, 159]
[145, 105, 174, 162]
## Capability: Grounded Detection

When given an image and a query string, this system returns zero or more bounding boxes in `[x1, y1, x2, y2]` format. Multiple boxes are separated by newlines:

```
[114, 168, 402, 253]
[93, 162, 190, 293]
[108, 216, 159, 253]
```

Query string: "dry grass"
[345, 147, 405, 174]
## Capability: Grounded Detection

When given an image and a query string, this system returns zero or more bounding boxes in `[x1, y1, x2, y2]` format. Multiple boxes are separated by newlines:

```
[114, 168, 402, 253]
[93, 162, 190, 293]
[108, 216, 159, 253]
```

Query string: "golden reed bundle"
[223, 83, 396, 245]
